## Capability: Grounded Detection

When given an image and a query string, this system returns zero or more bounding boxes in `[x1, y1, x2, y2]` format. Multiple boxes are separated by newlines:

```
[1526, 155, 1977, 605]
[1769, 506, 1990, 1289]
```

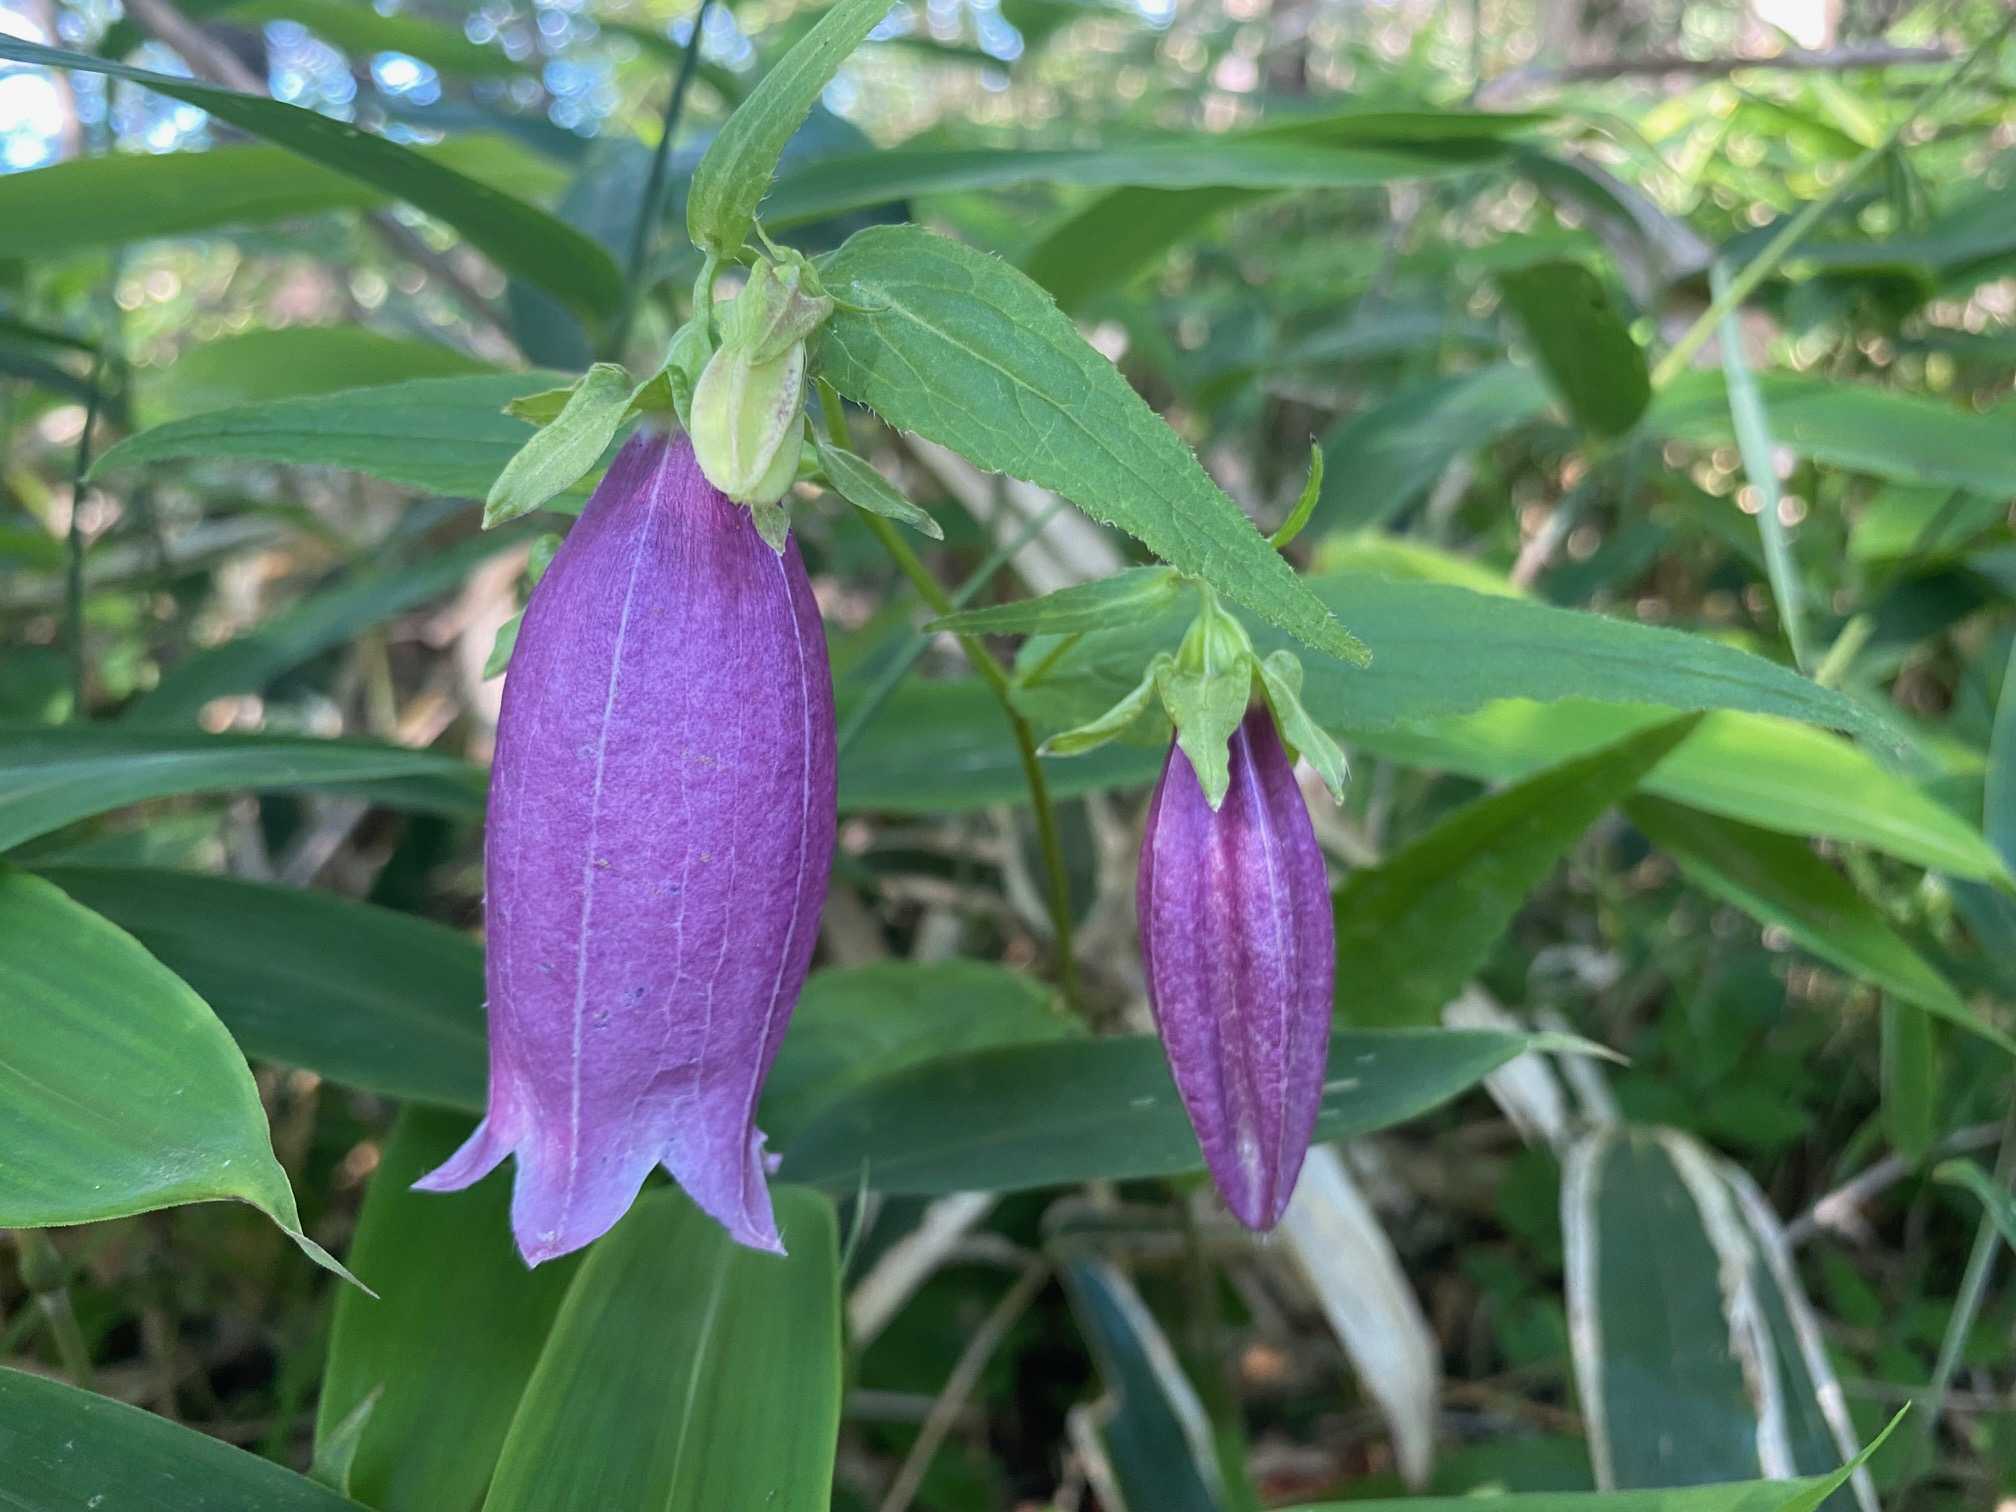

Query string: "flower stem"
[13, 1230, 92, 1389]
[606, 0, 716, 361]
[818, 381, 1080, 1011]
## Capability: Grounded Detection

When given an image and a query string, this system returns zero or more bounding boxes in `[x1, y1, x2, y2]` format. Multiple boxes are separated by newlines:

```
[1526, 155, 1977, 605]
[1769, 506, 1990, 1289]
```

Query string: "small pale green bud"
[689, 337, 808, 507]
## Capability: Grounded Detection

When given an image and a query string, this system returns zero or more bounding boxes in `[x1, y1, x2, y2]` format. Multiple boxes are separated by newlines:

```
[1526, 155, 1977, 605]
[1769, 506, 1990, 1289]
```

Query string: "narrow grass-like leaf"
[0, 726, 483, 852]
[685, 0, 894, 256]
[777, 1027, 1576, 1194]
[818, 224, 1368, 666]
[0, 137, 566, 260]
[1881, 1002, 1937, 1164]
[0, 41, 621, 317]
[319, 1108, 579, 1512]
[133, 327, 492, 427]
[1934, 1159, 2016, 1255]
[93, 373, 571, 499]
[1627, 798, 2015, 1058]
[0, 870, 344, 1278]
[1333, 717, 1698, 1029]
[485, 1188, 841, 1511]
[1351, 700, 1999, 881]
[1712, 262, 1810, 670]
[1650, 371, 2016, 496]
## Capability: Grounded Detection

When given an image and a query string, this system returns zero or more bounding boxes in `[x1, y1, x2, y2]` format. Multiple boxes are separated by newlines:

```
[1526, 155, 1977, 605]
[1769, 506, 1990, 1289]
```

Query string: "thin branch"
[1785, 1121, 2002, 1247]
[1476, 43, 1953, 104]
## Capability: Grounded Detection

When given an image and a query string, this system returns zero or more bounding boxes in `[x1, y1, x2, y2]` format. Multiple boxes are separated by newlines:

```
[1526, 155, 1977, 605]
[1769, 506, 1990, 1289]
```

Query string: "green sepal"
[812, 433, 943, 540]
[504, 383, 579, 427]
[1160, 664, 1251, 810]
[482, 532, 563, 679]
[1039, 653, 1171, 757]
[748, 495, 792, 555]
[1269, 442, 1324, 551]
[1256, 649, 1348, 804]
[485, 363, 636, 527]
[726, 252, 836, 363]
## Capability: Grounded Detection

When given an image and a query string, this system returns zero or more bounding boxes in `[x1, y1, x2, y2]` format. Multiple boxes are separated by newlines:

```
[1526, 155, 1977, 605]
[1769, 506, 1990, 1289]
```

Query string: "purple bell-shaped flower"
[416, 428, 837, 1264]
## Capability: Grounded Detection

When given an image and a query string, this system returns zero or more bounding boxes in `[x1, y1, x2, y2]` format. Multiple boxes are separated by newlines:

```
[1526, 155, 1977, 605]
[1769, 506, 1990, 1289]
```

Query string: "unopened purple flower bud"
[416, 429, 837, 1264]
[1137, 707, 1333, 1230]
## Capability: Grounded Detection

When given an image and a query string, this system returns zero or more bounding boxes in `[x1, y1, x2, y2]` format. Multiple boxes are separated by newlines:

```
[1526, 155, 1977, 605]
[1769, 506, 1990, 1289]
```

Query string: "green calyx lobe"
[1040, 583, 1349, 811]
[690, 251, 836, 519]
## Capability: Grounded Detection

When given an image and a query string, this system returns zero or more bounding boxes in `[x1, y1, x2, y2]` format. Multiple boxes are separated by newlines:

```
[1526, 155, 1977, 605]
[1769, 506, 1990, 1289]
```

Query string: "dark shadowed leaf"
[0, 1369, 364, 1511]
[1496, 260, 1650, 438]
[777, 1027, 1581, 1194]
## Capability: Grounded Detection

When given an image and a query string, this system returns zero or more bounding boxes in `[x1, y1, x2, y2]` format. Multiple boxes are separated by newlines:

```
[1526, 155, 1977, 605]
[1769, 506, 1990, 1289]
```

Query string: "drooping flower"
[1137, 705, 1335, 1230]
[416, 428, 837, 1263]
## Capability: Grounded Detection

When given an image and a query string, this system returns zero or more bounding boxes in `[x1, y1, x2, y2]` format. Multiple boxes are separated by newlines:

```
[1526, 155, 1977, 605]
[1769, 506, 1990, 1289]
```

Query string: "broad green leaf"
[1334, 718, 1699, 1029]
[777, 1027, 1577, 1194]
[0, 870, 341, 1275]
[1933, 1159, 2016, 1255]
[93, 373, 570, 499]
[1353, 700, 2003, 880]
[1062, 1258, 1225, 1512]
[1627, 798, 2016, 1058]
[1650, 372, 2016, 496]
[764, 139, 1522, 228]
[813, 434, 944, 539]
[224, 0, 524, 77]
[1282, 1486, 1858, 1512]
[0, 41, 621, 318]
[1496, 260, 1650, 439]
[930, 566, 1183, 637]
[484, 364, 635, 527]
[0, 726, 483, 852]
[485, 1188, 841, 1512]
[34, 867, 487, 1111]
[319, 1109, 579, 1512]
[133, 326, 493, 428]
[839, 678, 1163, 813]
[818, 224, 1368, 666]
[761, 959, 1073, 1144]
[685, 0, 894, 256]
[1013, 573, 1903, 756]
[1319, 366, 1552, 529]
[0, 137, 567, 261]
[130, 524, 536, 723]
[1563, 1127, 1874, 1508]
[0, 1369, 363, 1511]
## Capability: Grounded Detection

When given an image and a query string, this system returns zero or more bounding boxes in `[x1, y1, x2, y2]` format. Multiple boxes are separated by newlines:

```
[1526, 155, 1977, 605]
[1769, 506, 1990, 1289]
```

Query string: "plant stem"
[606, 0, 716, 361]
[64, 341, 109, 718]
[818, 381, 1080, 1011]
[13, 1230, 93, 1388]
[1917, 1110, 2014, 1462]
[1648, 17, 2011, 391]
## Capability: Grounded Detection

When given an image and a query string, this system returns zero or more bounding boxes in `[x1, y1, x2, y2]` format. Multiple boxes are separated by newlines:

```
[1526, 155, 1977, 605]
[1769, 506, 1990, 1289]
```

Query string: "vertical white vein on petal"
[556, 446, 667, 1241]
[1237, 722, 1293, 1204]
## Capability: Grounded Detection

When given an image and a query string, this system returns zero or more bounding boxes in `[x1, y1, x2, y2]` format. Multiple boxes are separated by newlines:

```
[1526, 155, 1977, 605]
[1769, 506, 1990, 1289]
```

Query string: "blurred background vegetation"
[2, 0, 2015, 1506]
